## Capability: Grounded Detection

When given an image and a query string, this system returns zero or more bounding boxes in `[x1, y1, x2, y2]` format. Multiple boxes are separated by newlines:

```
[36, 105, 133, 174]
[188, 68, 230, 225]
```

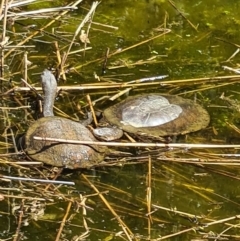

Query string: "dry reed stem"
[107, 58, 165, 70]
[75, 29, 171, 69]
[53, 104, 78, 120]
[155, 227, 197, 240]
[226, 121, 240, 134]
[153, 204, 240, 235]
[0, 0, 4, 20]
[158, 157, 240, 165]
[84, 6, 95, 56]
[91, 21, 118, 30]
[1, 194, 46, 201]
[103, 29, 171, 57]
[84, 167, 240, 239]
[54, 41, 67, 82]
[9, 75, 240, 95]
[167, 0, 198, 31]
[102, 47, 110, 74]
[215, 37, 240, 49]
[1, 0, 9, 81]
[0, 174, 75, 185]
[214, 223, 240, 241]
[226, 49, 240, 62]
[44, 168, 64, 191]
[109, 88, 132, 101]
[86, 94, 98, 126]
[33, 136, 240, 150]
[2, 104, 11, 154]
[23, 52, 28, 81]
[152, 203, 204, 223]
[6, 0, 38, 9]
[146, 156, 152, 239]
[0, 160, 35, 170]
[55, 201, 73, 241]
[64, 1, 99, 66]
[161, 165, 233, 205]
[10, 94, 34, 122]
[13, 199, 24, 241]
[20, 78, 42, 99]
[206, 215, 240, 228]
[10, 128, 18, 153]
[5, 0, 83, 58]
[152, 204, 240, 240]
[80, 177, 170, 229]
[8, 6, 77, 17]
[82, 174, 134, 240]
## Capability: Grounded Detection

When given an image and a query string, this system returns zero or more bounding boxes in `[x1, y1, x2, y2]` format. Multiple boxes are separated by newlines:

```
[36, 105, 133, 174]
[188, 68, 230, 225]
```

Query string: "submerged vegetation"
[1, 0, 240, 240]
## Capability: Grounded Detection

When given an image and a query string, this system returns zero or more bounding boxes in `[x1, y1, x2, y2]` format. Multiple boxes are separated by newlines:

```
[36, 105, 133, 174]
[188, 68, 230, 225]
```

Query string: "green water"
[1, 0, 240, 240]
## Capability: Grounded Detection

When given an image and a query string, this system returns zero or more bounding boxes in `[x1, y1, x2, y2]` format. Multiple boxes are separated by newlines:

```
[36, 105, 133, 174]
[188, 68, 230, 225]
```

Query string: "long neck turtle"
[94, 94, 210, 139]
[23, 69, 106, 169]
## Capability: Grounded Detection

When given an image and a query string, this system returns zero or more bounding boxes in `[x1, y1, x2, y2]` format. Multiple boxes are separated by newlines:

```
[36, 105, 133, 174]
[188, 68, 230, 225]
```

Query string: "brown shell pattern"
[25, 117, 105, 169]
[104, 94, 210, 136]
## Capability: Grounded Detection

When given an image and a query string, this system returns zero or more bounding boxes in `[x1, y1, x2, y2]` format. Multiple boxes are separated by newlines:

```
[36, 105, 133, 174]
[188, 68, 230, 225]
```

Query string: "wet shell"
[25, 117, 105, 169]
[103, 94, 210, 136]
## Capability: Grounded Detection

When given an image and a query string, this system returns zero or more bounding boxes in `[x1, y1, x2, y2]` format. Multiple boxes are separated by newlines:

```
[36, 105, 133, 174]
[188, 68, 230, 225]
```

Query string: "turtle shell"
[25, 117, 105, 169]
[103, 94, 210, 136]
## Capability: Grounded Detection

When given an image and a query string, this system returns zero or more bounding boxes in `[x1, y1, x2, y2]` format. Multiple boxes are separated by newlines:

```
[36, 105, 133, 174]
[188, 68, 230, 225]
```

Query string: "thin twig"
[13, 200, 24, 241]
[9, 75, 240, 94]
[146, 156, 152, 239]
[64, 1, 99, 65]
[33, 136, 240, 149]
[1, 0, 9, 82]
[5, 0, 83, 58]
[167, 0, 198, 31]
[55, 201, 73, 241]
[0, 175, 75, 185]
[86, 94, 98, 126]
[75, 29, 171, 69]
[7, 6, 77, 17]
[82, 174, 134, 240]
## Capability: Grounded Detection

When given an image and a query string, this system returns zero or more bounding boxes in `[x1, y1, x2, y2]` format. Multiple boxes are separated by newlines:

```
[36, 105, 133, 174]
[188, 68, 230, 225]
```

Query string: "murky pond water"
[1, 0, 240, 240]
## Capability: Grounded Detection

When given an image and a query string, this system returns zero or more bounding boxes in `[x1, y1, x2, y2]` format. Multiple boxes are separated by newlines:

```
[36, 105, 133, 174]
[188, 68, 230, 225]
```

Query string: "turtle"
[22, 70, 209, 169]
[93, 94, 210, 139]
[22, 69, 106, 169]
